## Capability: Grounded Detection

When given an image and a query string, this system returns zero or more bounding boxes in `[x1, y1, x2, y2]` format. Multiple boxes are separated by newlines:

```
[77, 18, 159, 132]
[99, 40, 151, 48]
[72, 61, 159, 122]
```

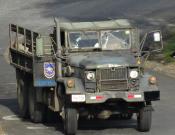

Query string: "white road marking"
[27, 126, 49, 130]
[2, 115, 20, 121]
[0, 125, 7, 135]
[6, 83, 16, 85]
[0, 83, 16, 86]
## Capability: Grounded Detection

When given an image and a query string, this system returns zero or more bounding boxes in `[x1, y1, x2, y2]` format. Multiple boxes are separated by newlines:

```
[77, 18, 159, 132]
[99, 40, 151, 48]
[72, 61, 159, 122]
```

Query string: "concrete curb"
[145, 61, 175, 78]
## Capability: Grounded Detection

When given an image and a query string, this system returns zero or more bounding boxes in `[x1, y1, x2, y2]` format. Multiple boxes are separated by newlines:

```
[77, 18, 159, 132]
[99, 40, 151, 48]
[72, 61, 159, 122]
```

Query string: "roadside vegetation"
[163, 33, 175, 63]
[145, 31, 175, 77]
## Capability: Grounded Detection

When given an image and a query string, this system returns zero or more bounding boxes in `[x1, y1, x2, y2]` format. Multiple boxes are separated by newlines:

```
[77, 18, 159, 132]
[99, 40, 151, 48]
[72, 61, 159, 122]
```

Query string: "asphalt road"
[1, 0, 175, 135]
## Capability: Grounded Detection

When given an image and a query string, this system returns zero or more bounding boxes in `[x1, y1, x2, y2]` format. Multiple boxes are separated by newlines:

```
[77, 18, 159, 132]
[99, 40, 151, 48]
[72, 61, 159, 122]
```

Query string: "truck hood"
[68, 52, 137, 69]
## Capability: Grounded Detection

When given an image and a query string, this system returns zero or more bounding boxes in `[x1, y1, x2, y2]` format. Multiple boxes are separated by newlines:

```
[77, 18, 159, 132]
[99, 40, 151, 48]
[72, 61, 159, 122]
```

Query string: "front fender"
[57, 77, 85, 94]
[140, 73, 160, 101]
[139, 73, 158, 91]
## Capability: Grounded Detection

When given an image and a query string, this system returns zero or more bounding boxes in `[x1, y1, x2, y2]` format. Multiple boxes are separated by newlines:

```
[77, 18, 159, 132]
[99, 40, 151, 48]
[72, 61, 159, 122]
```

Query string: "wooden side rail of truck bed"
[9, 24, 55, 73]
[9, 24, 39, 55]
[9, 24, 39, 72]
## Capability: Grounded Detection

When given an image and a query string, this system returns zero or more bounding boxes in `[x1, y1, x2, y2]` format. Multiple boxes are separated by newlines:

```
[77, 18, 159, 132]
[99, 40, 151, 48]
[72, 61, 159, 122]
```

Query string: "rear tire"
[137, 106, 152, 132]
[28, 82, 45, 123]
[17, 78, 29, 118]
[64, 107, 78, 135]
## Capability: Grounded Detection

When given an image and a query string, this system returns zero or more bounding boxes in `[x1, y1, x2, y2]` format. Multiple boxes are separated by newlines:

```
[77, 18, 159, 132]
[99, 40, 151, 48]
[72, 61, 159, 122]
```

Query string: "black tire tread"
[28, 82, 45, 123]
[16, 70, 29, 118]
[64, 108, 78, 135]
[137, 106, 152, 132]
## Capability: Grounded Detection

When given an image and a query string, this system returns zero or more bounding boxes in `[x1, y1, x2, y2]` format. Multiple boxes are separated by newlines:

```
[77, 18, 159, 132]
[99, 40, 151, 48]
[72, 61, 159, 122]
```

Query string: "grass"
[163, 34, 175, 63]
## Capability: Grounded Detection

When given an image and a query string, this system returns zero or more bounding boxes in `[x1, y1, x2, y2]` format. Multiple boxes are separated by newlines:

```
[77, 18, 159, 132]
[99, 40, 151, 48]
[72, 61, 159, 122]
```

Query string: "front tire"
[64, 107, 78, 135]
[137, 106, 152, 132]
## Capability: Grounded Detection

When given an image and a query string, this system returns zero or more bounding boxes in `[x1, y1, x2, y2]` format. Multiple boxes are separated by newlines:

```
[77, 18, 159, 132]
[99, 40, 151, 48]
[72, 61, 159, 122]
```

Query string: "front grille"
[100, 80, 128, 91]
[100, 67, 127, 80]
[97, 67, 128, 91]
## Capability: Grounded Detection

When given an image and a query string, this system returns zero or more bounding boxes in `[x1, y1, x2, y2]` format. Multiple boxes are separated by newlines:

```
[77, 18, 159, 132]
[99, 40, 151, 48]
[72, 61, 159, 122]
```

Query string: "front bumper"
[71, 90, 160, 104]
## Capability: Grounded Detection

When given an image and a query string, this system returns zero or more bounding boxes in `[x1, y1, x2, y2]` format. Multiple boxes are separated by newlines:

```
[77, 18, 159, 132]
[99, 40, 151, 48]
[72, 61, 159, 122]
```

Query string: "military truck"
[8, 19, 163, 135]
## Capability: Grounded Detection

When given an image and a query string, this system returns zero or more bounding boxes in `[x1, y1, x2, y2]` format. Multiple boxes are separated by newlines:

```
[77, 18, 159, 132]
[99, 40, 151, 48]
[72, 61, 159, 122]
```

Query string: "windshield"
[68, 30, 131, 50]
[69, 31, 99, 49]
[101, 30, 131, 50]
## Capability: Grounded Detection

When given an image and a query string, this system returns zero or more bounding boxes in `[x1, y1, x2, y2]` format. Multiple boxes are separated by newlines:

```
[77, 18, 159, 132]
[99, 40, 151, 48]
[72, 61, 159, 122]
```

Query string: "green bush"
[163, 34, 175, 63]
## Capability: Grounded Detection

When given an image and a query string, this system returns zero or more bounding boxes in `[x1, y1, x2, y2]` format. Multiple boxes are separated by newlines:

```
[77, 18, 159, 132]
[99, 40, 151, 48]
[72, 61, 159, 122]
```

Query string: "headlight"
[86, 72, 95, 81]
[129, 70, 139, 79]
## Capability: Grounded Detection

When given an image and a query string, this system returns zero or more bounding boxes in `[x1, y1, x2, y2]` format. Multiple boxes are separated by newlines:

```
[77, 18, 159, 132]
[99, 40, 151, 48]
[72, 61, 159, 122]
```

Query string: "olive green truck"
[8, 19, 163, 135]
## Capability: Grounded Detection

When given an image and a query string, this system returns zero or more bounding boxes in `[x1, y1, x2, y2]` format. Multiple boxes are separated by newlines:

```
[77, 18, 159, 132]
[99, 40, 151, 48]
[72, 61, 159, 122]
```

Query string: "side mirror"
[140, 31, 163, 52]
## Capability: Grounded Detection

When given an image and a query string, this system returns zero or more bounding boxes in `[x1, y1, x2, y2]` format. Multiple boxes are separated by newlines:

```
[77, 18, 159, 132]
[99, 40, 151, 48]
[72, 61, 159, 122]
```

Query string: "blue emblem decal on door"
[44, 62, 55, 79]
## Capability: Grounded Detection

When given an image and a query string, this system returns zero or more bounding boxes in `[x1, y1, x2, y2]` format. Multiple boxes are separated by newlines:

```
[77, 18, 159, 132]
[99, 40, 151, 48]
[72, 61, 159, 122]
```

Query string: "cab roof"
[59, 19, 133, 31]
